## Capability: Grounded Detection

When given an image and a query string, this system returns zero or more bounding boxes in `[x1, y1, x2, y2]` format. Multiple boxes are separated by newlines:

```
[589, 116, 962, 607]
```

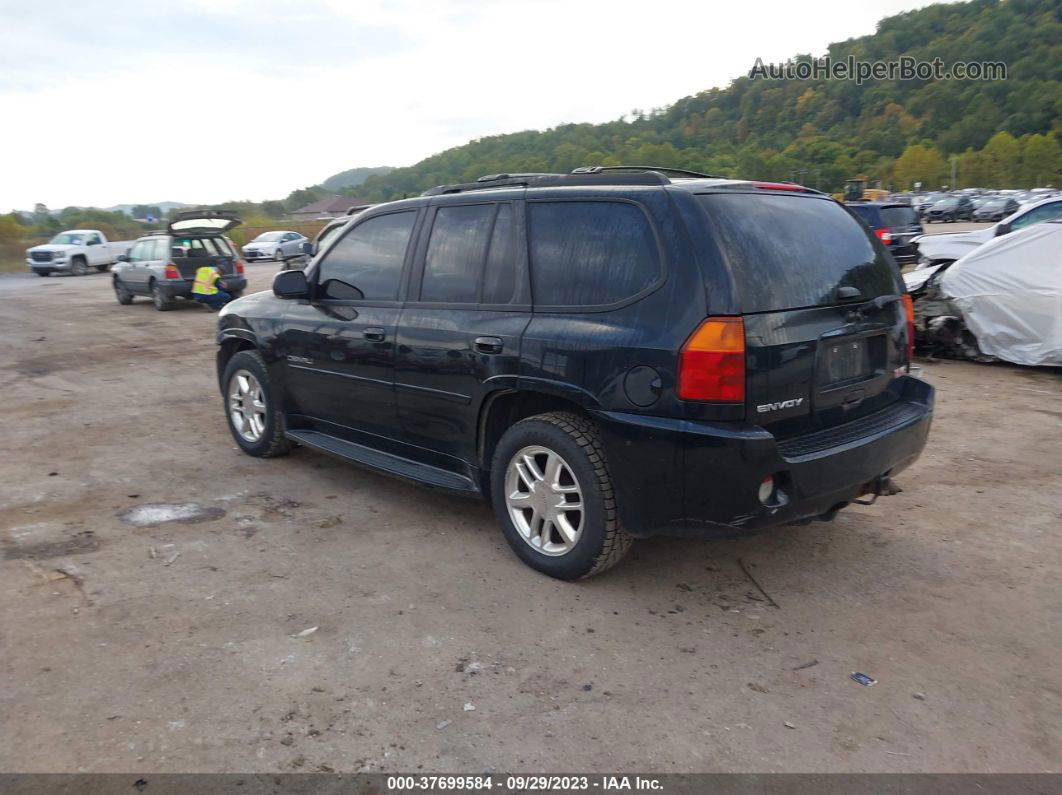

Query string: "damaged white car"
[907, 220, 1062, 367]
[906, 195, 1062, 293]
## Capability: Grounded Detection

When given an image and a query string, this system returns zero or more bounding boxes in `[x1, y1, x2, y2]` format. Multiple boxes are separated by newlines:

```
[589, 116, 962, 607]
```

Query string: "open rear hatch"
[699, 192, 909, 442]
[168, 209, 242, 235]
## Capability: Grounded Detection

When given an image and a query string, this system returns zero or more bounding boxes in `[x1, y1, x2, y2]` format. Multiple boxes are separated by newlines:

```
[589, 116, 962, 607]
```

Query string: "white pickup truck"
[26, 229, 135, 277]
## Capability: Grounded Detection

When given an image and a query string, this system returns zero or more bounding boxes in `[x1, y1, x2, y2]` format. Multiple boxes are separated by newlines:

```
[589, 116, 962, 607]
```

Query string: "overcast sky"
[0, 0, 941, 210]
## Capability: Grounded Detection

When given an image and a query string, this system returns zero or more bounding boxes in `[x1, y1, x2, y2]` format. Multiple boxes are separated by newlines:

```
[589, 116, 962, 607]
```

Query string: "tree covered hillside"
[350, 0, 1060, 200]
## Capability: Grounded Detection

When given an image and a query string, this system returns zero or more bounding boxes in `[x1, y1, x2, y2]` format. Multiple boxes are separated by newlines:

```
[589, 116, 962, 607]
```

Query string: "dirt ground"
[0, 263, 1059, 774]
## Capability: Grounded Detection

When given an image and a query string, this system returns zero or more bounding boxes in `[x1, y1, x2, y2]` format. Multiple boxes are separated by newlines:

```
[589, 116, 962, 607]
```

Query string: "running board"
[285, 429, 481, 496]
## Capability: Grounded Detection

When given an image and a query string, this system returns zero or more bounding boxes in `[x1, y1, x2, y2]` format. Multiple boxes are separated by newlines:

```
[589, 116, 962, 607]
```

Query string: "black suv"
[845, 202, 924, 266]
[216, 168, 933, 580]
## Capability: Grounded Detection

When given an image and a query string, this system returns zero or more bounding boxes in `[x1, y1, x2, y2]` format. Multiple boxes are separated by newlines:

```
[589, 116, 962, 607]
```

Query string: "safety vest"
[192, 266, 219, 296]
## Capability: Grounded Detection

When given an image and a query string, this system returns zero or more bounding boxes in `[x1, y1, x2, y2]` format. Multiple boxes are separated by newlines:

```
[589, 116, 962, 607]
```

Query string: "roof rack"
[571, 165, 727, 179]
[421, 166, 726, 197]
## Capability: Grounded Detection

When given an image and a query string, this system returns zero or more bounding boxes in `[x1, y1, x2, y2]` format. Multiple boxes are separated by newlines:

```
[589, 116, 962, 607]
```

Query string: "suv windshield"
[699, 193, 897, 313]
[253, 232, 285, 242]
[50, 233, 85, 245]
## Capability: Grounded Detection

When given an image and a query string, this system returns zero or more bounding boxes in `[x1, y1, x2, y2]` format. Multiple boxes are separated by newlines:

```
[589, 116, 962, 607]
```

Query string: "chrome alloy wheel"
[228, 369, 267, 442]
[504, 445, 584, 556]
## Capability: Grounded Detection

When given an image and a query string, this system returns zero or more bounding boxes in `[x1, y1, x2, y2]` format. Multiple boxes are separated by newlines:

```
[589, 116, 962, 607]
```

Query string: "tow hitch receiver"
[853, 474, 902, 505]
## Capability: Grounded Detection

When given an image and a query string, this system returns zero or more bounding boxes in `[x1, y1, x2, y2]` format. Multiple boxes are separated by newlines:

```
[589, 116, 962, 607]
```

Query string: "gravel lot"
[1, 257, 1059, 774]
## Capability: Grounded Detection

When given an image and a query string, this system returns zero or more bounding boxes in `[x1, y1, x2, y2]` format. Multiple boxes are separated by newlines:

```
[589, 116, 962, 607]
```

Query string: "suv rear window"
[880, 206, 918, 227]
[699, 193, 897, 313]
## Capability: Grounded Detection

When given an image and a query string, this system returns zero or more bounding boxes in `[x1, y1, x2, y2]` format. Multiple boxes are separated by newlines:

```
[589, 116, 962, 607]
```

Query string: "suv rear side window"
[317, 211, 416, 301]
[528, 201, 660, 307]
[699, 194, 897, 312]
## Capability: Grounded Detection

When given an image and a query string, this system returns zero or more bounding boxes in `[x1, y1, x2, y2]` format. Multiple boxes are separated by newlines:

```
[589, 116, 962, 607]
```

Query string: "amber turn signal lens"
[677, 317, 746, 403]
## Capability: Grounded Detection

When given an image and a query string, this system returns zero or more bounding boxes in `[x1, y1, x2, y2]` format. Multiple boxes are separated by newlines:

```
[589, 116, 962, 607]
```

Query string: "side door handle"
[474, 336, 504, 355]
[363, 327, 386, 342]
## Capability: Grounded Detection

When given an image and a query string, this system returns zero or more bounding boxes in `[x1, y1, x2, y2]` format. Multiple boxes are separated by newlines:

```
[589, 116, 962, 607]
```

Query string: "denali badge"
[756, 398, 804, 413]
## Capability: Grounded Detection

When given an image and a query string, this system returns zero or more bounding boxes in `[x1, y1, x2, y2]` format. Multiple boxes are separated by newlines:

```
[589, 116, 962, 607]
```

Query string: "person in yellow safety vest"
[191, 264, 232, 312]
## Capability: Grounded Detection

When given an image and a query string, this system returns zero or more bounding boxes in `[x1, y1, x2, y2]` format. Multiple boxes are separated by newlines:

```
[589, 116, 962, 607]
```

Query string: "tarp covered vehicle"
[927, 220, 1062, 367]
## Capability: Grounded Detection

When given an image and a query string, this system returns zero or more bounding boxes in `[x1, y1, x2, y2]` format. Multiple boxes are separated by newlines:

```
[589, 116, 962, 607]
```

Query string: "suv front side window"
[316, 211, 416, 301]
[528, 200, 661, 308]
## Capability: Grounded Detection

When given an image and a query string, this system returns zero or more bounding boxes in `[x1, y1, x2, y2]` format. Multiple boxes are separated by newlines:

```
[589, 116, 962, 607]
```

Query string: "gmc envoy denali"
[215, 167, 933, 579]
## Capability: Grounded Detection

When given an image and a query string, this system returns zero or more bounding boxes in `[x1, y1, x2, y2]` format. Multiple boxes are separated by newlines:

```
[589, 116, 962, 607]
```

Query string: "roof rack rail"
[571, 165, 727, 179]
[421, 169, 682, 197]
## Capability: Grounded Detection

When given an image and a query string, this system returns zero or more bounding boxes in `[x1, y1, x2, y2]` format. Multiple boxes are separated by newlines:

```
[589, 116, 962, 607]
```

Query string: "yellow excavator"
[833, 176, 890, 203]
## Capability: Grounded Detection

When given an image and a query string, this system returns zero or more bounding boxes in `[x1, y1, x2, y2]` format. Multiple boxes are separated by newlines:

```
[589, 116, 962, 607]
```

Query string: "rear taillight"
[677, 317, 745, 403]
[164, 264, 180, 280]
[875, 229, 893, 244]
[902, 293, 915, 363]
[236, 260, 245, 275]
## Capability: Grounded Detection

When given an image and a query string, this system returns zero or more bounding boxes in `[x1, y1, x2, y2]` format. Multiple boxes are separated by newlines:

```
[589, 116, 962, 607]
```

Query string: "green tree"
[893, 145, 947, 190]
[0, 213, 24, 242]
[1021, 133, 1061, 187]
[983, 131, 1022, 188]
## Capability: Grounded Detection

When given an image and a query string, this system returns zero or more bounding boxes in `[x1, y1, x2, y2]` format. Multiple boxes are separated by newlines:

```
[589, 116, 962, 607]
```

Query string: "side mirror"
[301, 241, 312, 255]
[117, 254, 130, 262]
[995, 222, 1011, 237]
[273, 269, 308, 299]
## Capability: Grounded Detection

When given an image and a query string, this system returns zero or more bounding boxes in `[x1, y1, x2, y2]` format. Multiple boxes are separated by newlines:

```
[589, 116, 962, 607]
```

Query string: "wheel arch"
[477, 388, 595, 473]
[216, 331, 260, 393]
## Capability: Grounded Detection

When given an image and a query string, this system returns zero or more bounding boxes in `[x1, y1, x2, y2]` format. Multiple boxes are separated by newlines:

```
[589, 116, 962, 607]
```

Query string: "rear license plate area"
[819, 336, 881, 387]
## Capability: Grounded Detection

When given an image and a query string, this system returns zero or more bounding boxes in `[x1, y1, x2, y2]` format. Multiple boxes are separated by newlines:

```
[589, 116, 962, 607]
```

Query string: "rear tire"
[228, 290, 243, 300]
[96, 264, 109, 272]
[113, 278, 133, 305]
[491, 411, 633, 580]
[36, 271, 50, 277]
[221, 350, 294, 458]
[151, 281, 174, 311]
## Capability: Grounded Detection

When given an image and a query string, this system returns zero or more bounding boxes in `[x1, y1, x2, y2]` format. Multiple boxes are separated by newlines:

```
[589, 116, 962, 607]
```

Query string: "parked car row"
[888, 187, 1060, 224]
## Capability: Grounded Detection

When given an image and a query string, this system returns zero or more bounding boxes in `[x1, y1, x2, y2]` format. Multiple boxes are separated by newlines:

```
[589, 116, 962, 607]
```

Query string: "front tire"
[113, 278, 133, 305]
[151, 281, 175, 311]
[71, 258, 87, 276]
[490, 411, 633, 580]
[222, 350, 294, 458]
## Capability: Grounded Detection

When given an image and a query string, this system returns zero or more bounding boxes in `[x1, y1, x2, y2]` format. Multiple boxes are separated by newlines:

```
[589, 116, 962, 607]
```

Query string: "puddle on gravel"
[117, 503, 226, 527]
[3, 529, 99, 560]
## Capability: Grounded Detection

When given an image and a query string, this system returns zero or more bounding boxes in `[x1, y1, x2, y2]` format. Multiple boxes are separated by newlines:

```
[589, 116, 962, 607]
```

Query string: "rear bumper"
[158, 277, 247, 299]
[591, 376, 934, 538]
